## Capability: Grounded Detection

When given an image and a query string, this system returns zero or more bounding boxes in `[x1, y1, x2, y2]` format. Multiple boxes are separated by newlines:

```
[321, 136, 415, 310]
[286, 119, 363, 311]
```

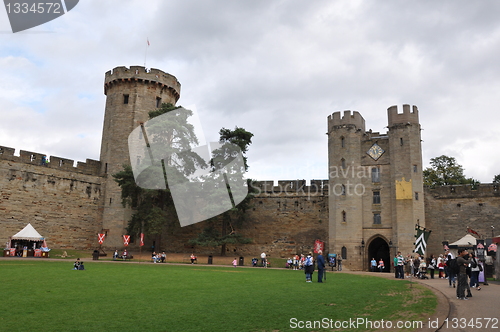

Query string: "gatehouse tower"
[327, 105, 425, 271]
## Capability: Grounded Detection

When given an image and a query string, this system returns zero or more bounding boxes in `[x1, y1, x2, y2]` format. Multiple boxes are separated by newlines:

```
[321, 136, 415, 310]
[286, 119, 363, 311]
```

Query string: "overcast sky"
[1, 1, 499, 183]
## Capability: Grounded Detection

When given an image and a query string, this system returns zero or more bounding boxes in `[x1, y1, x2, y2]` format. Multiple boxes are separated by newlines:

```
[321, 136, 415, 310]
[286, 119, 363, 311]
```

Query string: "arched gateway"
[367, 236, 390, 273]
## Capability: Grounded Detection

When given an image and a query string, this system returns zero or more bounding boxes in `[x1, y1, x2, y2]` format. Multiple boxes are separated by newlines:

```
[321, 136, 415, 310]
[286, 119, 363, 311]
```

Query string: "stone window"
[341, 246, 347, 260]
[373, 213, 381, 224]
[413, 165, 418, 173]
[341, 136, 345, 148]
[373, 191, 381, 204]
[342, 210, 346, 223]
[415, 192, 419, 200]
[371, 167, 380, 183]
[156, 97, 162, 108]
[123, 94, 129, 104]
[400, 137, 404, 146]
[341, 184, 346, 196]
[341, 158, 346, 169]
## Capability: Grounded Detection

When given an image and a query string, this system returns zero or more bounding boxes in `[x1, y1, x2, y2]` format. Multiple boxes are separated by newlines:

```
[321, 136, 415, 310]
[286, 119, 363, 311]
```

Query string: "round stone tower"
[99, 65, 181, 248]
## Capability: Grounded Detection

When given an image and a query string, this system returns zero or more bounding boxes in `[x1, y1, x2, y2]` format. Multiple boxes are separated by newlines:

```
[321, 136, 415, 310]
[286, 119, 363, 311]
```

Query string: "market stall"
[6, 223, 50, 257]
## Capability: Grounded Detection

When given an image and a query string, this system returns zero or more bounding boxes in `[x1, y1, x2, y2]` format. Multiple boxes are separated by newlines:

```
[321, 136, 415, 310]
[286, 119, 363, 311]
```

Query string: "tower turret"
[99, 66, 181, 248]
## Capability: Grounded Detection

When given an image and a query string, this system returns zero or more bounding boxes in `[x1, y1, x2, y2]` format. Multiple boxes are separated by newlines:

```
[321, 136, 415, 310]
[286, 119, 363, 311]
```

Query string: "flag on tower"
[414, 226, 431, 255]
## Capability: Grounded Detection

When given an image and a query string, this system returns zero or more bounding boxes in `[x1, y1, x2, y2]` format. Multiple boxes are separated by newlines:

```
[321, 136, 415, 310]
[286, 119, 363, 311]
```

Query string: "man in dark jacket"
[317, 251, 326, 283]
[456, 249, 471, 300]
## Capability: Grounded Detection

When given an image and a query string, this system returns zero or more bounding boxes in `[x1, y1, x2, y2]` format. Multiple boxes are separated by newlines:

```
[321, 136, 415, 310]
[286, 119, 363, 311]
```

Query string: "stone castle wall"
[156, 180, 329, 258]
[0, 145, 499, 257]
[424, 184, 500, 256]
[0, 147, 102, 249]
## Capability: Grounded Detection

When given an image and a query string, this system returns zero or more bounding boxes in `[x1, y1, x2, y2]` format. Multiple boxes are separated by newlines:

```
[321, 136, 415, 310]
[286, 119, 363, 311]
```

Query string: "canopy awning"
[449, 234, 477, 247]
[11, 223, 44, 241]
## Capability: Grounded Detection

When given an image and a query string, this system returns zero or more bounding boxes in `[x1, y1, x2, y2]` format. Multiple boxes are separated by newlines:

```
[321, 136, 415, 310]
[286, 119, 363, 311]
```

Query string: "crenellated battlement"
[0, 145, 101, 176]
[387, 104, 419, 126]
[104, 65, 181, 101]
[327, 110, 366, 133]
[426, 184, 500, 199]
[252, 179, 329, 196]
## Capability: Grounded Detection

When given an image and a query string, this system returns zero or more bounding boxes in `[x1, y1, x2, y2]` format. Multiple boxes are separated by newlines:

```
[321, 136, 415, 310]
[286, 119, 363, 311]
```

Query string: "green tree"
[423, 155, 478, 187]
[189, 127, 256, 255]
[113, 103, 206, 243]
[493, 174, 500, 184]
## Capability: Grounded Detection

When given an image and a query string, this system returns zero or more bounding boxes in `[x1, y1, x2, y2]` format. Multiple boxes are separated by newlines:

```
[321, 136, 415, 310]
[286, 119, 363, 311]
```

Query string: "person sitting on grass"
[252, 258, 258, 267]
[73, 258, 81, 270]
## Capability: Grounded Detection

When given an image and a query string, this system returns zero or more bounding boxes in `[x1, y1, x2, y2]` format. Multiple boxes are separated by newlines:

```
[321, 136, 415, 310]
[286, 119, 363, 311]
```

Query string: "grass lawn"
[0, 260, 436, 331]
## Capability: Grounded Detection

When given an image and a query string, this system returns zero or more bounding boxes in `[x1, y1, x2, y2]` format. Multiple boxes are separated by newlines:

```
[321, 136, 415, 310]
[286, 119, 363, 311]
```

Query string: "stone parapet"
[0, 146, 101, 176]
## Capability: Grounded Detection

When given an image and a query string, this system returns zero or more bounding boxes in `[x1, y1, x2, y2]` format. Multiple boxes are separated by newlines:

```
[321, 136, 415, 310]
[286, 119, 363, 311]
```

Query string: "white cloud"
[1, 0, 500, 182]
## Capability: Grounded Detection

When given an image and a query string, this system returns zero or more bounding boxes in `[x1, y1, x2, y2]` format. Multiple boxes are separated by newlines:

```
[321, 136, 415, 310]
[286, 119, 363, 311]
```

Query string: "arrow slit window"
[371, 167, 380, 183]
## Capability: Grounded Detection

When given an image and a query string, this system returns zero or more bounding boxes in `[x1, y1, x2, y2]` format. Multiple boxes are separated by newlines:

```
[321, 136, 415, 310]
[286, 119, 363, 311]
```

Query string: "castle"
[1, 66, 499, 271]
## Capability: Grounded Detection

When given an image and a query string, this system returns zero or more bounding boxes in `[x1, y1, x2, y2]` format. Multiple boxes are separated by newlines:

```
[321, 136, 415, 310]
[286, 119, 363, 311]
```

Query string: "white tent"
[11, 223, 44, 241]
[449, 234, 478, 247]
[8, 223, 47, 256]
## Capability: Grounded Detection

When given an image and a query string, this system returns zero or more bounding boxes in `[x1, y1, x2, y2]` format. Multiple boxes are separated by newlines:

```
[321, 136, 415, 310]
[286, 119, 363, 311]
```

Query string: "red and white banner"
[140, 233, 144, 247]
[123, 235, 130, 246]
[314, 239, 324, 253]
[98, 233, 106, 245]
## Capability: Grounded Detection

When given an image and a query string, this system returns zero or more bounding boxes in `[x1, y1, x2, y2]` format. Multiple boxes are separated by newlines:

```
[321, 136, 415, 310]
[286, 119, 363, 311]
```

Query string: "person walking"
[261, 252, 267, 268]
[469, 252, 481, 291]
[446, 254, 456, 288]
[396, 252, 405, 279]
[304, 253, 314, 283]
[378, 258, 385, 272]
[316, 250, 325, 283]
[370, 258, 377, 272]
[456, 249, 472, 300]
[393, 254, 399, 278]
[428, 255, 436, 279]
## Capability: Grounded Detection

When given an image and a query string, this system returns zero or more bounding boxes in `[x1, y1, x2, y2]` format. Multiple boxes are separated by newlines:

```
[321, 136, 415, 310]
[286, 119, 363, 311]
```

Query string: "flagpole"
[144, 38, 149, 68]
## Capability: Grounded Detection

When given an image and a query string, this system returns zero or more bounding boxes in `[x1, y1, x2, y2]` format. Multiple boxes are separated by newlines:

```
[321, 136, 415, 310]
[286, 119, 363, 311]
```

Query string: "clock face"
[367, 143, 384, 161]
